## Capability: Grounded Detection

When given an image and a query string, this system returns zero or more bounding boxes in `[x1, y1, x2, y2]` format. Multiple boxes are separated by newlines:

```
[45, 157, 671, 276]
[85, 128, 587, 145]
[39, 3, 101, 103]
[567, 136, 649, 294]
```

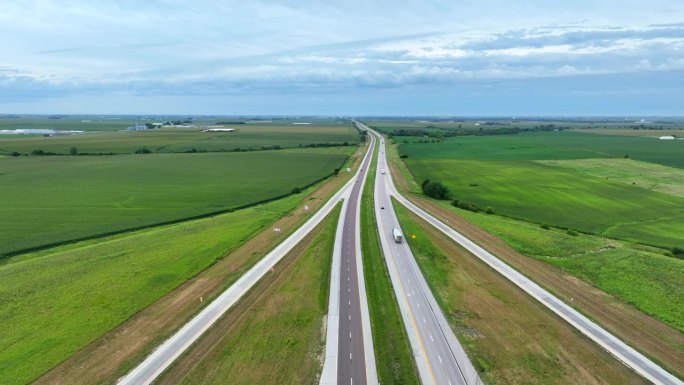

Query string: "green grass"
[0, 123, 360, 155]
[537, 158, 684, 198]
[430, 200, 684, 333]
[361, 146, 419, 384]
[398, 131, 684, 168]
[168, 204, 341, 385]
[405, 159, 684, 249]
[0, 150, 348, 256]
[393, 202, 654, 384]
[0, 192, 310, 385]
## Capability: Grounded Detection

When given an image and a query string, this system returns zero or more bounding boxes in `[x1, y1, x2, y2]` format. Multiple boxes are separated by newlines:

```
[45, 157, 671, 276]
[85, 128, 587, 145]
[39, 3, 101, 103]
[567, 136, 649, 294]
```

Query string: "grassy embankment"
[0, 182, 332, 385]
[0, 122, 359, 155]
[361, 144, 419, 384]
[0, 149, 349, 256]
[446, 206, 684, 332]
[393, 202, 648, 385]
[157, 205, 341, 385]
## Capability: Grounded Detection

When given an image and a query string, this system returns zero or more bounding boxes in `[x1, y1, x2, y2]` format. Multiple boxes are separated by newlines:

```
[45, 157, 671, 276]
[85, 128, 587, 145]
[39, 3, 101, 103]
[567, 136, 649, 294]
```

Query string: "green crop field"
[0, 117, 136, 132]
[405, 159, 684, 249]
[0, 192, 309, 385]
[0, 149, 349, 256]
[538, 158, 684, 198]
[398, 131, 684, 168]
[0, 122, 360, 155]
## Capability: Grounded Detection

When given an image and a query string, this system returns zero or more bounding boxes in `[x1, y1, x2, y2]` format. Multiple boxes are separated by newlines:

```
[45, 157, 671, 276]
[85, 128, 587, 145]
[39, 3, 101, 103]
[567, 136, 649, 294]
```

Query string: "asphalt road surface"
[363, 123, 682, 385]
[337, 131, 377, 385]
[370, 129, 482, 385]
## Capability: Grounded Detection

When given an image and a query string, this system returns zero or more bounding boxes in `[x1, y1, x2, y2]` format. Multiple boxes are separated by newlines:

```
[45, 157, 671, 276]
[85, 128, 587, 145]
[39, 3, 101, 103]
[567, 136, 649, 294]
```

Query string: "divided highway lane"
[338, 132, 378, 385]
[321, 128, 378, 385]
[363, 123, 683, 385]
[118, 134, 375, 385]
[371, 131, 482, 385]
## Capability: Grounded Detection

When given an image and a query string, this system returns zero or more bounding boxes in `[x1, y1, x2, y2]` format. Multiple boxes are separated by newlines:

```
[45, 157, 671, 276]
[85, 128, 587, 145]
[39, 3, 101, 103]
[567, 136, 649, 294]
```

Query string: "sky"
[1, 0, 683, 115]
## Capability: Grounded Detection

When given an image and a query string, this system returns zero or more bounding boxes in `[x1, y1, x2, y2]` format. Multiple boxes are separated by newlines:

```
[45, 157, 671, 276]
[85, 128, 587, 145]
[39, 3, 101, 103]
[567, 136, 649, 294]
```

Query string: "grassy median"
[393, 201, 648, 385]
[157, 205, 341, 384]
[361, 144, 420, 384]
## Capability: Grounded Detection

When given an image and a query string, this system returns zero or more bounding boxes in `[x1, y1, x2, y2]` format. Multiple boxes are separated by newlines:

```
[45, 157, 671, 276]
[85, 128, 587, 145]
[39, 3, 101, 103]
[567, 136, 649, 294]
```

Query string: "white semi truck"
[392, 227, 403, 243]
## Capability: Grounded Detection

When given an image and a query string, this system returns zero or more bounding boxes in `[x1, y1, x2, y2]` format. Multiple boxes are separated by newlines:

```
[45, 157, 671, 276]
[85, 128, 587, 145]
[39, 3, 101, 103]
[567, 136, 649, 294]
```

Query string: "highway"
[118, 129, 376, 385]
[362, 123, 683, 385]
[370, 129, 482, 385]
[336, 131, 378, 384]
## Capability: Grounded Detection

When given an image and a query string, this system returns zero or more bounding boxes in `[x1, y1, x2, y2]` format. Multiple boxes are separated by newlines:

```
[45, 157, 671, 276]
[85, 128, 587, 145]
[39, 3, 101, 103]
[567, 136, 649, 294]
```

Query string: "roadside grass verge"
[157, 205, 341, 385]
[361, 145, 420, 384]
[0, 191, 312, 385]
[440, 204, 684, 333]
[0, 150, 349, 256]
[393, 202, 648, 385]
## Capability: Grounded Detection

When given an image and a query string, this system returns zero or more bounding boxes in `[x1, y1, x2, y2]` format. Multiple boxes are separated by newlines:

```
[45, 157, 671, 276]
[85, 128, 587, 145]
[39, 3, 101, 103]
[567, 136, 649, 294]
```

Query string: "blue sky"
[1, 0, 683, 115]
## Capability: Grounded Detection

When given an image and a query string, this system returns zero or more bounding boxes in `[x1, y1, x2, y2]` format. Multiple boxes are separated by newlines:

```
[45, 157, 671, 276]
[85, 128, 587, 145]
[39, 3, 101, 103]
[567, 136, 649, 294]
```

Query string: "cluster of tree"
[134, 147, 152, 154]
[450, 199, 494, 214]
[421, 179, 451, 200]
[372, 122, 586, 140]
[30, 149, 58, 156]
[384, 126, 525, 139]
[298, 141, 350, 148]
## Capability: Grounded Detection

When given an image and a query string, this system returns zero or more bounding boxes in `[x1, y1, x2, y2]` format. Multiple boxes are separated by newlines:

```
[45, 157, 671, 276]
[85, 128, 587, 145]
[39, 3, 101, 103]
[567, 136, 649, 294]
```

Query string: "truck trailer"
[392, 227, 403, 243]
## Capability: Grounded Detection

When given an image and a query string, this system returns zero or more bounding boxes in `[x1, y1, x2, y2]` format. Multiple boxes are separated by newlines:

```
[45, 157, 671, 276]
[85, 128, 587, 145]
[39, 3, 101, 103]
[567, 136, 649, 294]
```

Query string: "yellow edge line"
[392, 250, 438, 385]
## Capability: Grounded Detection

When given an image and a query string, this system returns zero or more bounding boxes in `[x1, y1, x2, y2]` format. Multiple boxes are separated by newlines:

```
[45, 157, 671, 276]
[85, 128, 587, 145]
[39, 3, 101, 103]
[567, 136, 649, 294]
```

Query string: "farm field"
[575, 128, 684, 137]
[405, 159, 684, 250]
[0, 192, 311, 385]
[0, 116, 137, 132]
[398, 131, 684, 168]
[31, 151, 366, 385]
[0, 149, 349, 256]
[538, 158, 684, 198]
[361, 147, 419, 384]
[0, 122, 360, 155]
[384, 132, 684, 376]
[394, 203, 648, 385]
[156, 205, 340, 385]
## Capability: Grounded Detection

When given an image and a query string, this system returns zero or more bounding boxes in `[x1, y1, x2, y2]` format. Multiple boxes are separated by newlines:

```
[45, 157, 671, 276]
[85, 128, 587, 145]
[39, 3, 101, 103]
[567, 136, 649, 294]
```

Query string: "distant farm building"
[127, 124, 147, 131]
[205, 128, 235, 132]
[659, 135, 676, 140]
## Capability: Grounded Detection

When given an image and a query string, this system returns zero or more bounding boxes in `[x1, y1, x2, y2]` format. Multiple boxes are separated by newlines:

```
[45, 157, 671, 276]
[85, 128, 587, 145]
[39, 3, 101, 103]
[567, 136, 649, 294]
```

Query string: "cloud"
[0, 1, 683, 113]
